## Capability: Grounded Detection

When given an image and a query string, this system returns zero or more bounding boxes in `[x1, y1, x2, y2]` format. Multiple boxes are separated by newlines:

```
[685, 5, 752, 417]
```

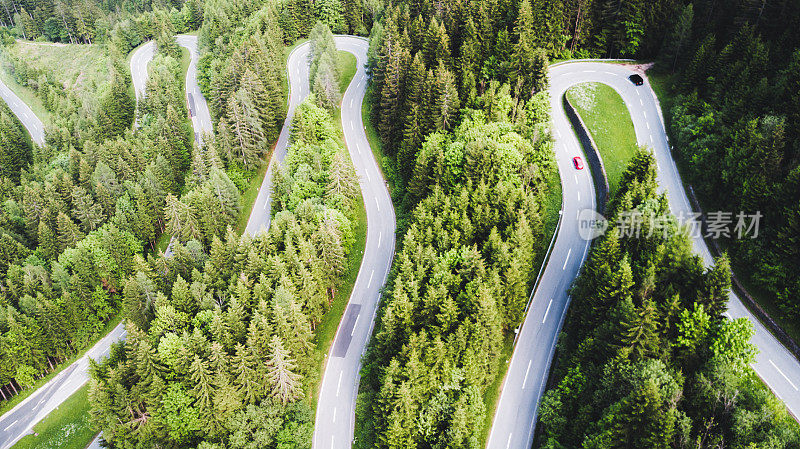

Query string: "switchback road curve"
[487, 61, 800, 449]
[130, 35, 213, 141]
[0, 35, 213, 449]
[242, 36, 396, 449]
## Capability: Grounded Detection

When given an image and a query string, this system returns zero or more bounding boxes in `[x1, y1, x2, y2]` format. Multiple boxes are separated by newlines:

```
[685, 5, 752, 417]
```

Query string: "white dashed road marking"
[542, 299, 553, 323]
[522, 360, 532, 389]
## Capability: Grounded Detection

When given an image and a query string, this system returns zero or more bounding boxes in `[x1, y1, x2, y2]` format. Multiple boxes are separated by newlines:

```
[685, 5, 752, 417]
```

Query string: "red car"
[573, 156, 584, 170]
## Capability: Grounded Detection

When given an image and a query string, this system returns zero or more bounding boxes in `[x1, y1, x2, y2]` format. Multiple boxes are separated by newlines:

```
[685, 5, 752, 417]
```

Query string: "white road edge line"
[769, 359, 799, 391]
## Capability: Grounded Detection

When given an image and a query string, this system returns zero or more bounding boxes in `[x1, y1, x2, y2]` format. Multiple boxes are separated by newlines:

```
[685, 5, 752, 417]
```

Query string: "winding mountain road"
[241, 35, 396, 449]
[130, 35, 212, 142]
[487, 61, 800, 449]
[0, 76, 45, 145]
[0, 35, 213, 449]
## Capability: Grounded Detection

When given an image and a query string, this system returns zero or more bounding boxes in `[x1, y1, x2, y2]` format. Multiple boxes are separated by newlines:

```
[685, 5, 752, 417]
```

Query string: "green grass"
[178, 46, 190, 93]
[234, 159, 270, 235]
[0, 53, 52, 126]
[566, 82, 638, 195]
[10, 385, 96, 449]
[337, 51, 357, 94]
[5, 41, 110, 114]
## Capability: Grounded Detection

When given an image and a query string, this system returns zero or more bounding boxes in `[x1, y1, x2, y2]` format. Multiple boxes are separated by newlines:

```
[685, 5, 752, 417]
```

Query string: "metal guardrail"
[516, 203, 564, 343]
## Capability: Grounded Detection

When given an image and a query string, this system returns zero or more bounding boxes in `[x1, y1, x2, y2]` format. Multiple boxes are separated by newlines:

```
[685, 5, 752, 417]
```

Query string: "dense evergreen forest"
[357, 83, 558, 446]
[536, 150, 800, 448]
[0, 0, 203, 45]
[1, 0, 800, 444]
[0, 15, 193, 398]
[660, 0, 800, 330]
[91, 98, 359, 448]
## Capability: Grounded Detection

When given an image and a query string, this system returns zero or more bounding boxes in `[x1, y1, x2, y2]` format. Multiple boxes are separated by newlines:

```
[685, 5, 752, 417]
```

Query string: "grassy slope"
[7, 41, 110, 113]
[337, 51, 356, 94]
[10, 385, 95, 449]
[0, 52, 52, 126]
[646, 70, 800, 344]
[566, 82, 638, 195]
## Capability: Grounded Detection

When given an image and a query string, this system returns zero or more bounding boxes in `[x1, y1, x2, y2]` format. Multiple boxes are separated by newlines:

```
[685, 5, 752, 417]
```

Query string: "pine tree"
[0, 111, 32, 182]
[513, 0, 549, 99]
[226, 88, 265, 168]
[233, 343, 262, 405]
[98, 63, 135, 138]
[267, 335, 302, 404]
[37, 220, 58, 261]
[433, 63, 460, 131]
[56, 211, 84, 251]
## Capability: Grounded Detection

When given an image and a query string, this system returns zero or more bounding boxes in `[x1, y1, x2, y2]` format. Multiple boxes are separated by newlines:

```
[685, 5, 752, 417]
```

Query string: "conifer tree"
[267, 335, 302, 404]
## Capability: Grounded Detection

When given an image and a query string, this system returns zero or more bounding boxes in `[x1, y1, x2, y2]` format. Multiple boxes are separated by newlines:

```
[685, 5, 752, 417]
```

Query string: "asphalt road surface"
[176, 35, 213, 144]
[311, 39, 394, 449]
[0, 76, 45, 145]
[130, 40, 154, 105]
[130, 36, 213, 259]
[242, 41, 311, 236]
[487, 61, 800, 449]
[238, 36, 396, 449]
[0, 324, 126, 449]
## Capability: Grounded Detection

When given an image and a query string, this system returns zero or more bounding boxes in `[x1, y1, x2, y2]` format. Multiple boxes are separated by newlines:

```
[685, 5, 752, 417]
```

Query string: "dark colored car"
[573, 156, 584, 170]
[629, 74, 644, 86]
